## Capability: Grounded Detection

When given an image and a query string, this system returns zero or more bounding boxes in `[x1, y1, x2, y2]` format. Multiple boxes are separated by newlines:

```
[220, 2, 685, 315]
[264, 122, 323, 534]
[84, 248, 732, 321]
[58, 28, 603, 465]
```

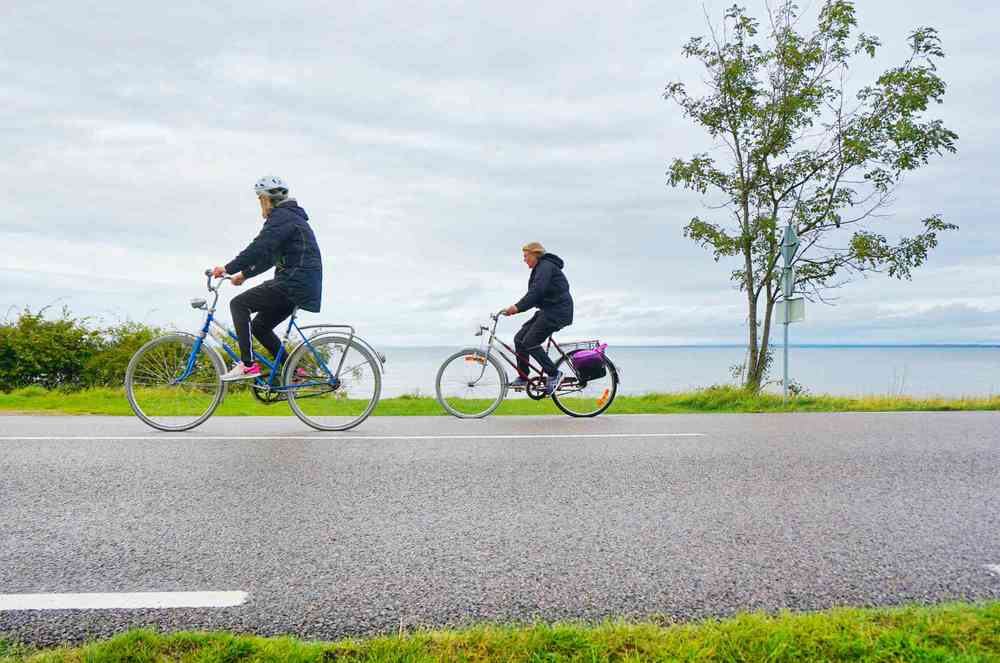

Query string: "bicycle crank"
[525, 377, 548, 400]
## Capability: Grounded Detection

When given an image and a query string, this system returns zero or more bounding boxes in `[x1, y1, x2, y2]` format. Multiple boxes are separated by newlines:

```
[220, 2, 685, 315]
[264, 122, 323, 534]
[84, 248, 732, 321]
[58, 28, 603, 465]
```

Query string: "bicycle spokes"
[550, 352, 618, 417]
[436, 349, 506, 418]
[125, 334, 225, 431]
[285, 335, 381, 431]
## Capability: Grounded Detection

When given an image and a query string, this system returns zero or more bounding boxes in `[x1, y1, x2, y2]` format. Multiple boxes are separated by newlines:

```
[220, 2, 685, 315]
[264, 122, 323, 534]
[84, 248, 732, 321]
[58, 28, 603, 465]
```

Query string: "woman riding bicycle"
[212, 175, 323, 381]
[502, 242, 573, 395]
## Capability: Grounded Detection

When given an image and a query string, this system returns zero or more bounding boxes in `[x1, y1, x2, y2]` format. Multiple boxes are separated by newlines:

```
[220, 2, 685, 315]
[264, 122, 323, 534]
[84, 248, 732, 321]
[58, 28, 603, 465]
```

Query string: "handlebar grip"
[204, 269, 213, 277]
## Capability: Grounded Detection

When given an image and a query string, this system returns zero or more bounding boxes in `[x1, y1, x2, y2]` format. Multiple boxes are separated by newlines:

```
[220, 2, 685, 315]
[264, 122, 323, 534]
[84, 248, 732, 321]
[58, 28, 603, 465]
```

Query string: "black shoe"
[544, 371, 564, 395]
[509, 376, 529, 389]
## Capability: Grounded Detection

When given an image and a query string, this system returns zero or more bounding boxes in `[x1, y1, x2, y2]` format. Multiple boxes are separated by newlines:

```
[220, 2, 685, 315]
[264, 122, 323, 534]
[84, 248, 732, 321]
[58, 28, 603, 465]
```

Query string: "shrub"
[0, 308, 164, 392]
[84, 321, 161, 386]
[0, 308, 104, 391]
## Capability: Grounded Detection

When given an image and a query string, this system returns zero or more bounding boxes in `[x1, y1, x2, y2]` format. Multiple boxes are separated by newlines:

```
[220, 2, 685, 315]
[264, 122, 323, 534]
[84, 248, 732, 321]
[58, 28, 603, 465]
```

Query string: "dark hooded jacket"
[224, 200, 323, 312]
[515, 253, 573, 327]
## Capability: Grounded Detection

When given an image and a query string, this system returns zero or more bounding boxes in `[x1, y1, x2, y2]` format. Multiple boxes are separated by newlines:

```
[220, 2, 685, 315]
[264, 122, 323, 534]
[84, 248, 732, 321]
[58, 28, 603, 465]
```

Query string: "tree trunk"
[745, 288, 778, 391]
[743, 227, 760, 391]
[744, 294, 762, 390]
[742, 234, 759, 390]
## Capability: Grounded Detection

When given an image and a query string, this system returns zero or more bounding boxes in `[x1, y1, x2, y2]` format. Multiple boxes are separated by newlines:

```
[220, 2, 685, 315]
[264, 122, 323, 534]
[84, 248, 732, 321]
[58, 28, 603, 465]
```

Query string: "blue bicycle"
[125, 270, 384, 432]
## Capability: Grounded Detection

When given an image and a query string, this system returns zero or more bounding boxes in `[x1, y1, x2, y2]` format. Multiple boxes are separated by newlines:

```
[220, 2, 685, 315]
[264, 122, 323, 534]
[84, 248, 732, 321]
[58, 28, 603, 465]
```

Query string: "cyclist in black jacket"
[502, 242, 574, 394]
[212, 176, 323, 381]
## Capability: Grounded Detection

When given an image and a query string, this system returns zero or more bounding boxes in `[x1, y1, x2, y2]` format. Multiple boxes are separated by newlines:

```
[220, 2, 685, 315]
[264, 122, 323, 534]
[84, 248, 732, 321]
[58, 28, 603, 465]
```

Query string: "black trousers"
[230, 280, 296, 366]
[514, 312, 564, 377]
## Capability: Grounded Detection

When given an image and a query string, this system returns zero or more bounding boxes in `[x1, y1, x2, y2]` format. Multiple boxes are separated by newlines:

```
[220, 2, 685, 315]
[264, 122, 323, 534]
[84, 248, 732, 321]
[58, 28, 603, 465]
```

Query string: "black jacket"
[515, 253, 573, 326]
[225, 200, 323, 312]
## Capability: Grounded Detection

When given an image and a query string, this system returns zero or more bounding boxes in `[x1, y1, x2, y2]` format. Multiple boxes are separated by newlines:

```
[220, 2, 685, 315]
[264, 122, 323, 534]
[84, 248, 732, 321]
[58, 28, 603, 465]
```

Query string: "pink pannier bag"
[569, 343, 608, 381]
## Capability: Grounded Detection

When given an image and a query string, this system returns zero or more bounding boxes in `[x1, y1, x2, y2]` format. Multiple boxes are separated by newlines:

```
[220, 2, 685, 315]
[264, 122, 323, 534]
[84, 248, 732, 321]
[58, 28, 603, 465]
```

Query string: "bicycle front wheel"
[551, 351, 618, 417]
[125, 333, 226, 431]
[285, 335, 381, 431]
[436, 348, 508, 418]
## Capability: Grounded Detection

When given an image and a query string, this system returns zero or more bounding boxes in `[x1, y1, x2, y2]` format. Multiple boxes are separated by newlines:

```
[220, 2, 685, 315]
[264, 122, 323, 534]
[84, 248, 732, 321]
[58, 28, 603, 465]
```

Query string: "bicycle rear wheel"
[285, 334, 381, 431]
[125, 333, 226, 431]
[436, 348, 508, 418]
[551, 351, 618, 417]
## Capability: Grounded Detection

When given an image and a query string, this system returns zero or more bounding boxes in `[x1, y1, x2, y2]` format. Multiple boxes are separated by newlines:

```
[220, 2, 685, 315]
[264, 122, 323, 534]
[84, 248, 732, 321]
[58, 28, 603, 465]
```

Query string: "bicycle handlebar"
[204, 269, 231, 292]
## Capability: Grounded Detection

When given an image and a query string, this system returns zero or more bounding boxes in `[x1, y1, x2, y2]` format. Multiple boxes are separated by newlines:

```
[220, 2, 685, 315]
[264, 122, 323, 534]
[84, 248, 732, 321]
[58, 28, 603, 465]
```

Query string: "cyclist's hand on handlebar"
[231, 272, 246, 286]
[211, 266, 226, 278]
[502, 305, 518, 316]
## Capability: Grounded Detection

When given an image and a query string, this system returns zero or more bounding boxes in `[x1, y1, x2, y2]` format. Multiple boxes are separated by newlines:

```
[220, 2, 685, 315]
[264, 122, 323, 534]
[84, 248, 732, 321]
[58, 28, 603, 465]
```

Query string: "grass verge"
[1, 385, 999, 416]
[2, 602, 1000, 662]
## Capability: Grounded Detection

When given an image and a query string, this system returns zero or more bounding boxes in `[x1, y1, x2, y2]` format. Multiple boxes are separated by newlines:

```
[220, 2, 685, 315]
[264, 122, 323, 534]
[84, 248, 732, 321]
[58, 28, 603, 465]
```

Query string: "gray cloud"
[3, 1, 998, 346]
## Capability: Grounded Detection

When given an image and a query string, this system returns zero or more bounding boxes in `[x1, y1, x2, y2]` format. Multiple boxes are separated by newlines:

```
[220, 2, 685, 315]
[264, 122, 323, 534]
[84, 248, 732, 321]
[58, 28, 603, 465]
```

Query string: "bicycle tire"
[285, 334, 382, 431]
[550, 351, 619, 417]
[435, 348, 508, 418]
[125, 333, 226, 431]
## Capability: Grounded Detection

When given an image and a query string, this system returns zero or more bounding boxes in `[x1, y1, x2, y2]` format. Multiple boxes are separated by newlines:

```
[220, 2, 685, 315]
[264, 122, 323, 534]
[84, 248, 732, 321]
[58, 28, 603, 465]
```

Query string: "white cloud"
[3, 0, 997, 346]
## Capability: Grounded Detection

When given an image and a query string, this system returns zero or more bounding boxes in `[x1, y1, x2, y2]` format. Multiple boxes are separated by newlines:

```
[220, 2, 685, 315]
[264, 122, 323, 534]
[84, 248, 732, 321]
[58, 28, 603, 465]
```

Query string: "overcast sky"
[3, 1, 998, 346]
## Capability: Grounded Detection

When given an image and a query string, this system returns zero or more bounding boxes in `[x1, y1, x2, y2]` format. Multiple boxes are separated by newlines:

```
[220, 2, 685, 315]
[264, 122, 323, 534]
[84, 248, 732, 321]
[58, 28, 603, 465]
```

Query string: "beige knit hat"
[521, 242, 546, 256]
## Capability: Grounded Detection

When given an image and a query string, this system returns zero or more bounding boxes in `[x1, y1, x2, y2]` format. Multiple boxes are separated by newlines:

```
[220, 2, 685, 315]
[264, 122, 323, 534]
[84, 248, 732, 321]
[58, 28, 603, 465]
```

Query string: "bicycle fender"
[298, 331, 386, 373]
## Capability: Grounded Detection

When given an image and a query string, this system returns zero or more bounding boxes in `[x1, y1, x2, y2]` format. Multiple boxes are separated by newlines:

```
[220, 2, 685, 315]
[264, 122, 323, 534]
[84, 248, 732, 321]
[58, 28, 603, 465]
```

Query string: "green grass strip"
[3, 602, 1000, 662]
[2, 385, 1000, 416]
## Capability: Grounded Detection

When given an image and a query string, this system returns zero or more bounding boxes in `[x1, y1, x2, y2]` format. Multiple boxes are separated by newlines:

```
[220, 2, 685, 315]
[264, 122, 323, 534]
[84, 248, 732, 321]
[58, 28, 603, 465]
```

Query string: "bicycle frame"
[478, 313, 580, 384]
[176, 274, 342, 393]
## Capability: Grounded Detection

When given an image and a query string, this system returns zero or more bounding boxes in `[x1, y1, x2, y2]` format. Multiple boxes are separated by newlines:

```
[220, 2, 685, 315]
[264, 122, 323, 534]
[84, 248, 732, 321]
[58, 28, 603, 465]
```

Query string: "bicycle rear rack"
[559, 340, 601, 353]
[296, 324, 387, 375]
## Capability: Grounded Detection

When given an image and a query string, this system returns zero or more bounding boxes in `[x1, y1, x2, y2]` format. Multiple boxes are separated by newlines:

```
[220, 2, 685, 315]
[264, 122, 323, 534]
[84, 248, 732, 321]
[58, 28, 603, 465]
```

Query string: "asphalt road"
[2, 412, 999, 645]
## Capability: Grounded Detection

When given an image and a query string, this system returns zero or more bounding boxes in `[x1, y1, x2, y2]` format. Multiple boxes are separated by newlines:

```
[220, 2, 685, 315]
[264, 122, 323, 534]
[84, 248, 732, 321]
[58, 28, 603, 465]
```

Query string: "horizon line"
[373, 342, 1000, 349]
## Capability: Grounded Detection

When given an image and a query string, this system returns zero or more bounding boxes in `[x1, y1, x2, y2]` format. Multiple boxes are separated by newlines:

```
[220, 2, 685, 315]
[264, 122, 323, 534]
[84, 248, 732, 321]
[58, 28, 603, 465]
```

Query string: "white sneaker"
[220, 362, 261, 381]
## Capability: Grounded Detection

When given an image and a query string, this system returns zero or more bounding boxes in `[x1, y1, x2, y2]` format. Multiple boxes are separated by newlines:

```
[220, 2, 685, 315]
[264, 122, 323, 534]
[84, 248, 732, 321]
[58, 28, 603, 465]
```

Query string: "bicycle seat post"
[281, 307, 301, 348]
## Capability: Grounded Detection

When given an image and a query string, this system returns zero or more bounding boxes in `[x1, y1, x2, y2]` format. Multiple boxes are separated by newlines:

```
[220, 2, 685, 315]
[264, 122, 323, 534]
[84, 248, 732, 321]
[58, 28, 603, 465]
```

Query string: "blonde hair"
[521, 242, 546, 257]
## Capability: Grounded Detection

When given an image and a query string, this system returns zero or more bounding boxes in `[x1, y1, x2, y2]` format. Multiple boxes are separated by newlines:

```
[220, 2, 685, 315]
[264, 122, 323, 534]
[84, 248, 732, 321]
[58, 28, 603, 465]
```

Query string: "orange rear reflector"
[596, 388, 610, 407]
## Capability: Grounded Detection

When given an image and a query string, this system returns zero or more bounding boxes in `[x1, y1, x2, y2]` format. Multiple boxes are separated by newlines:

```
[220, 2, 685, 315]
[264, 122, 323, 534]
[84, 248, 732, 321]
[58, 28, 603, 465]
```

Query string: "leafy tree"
[665, 1, 957, 389]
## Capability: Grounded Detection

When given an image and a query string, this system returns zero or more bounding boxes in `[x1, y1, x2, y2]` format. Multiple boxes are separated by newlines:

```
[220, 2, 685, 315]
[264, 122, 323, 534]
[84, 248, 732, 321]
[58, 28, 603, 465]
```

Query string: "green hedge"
[0, 308, 160, 392]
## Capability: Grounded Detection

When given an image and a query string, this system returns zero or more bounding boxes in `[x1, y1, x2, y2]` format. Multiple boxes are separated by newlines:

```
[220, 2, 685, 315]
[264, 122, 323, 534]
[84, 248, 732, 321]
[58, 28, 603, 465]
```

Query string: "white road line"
[0, 591, 247, 611]
[985, 565, 1000, 576]
[0, 432, 704, 441]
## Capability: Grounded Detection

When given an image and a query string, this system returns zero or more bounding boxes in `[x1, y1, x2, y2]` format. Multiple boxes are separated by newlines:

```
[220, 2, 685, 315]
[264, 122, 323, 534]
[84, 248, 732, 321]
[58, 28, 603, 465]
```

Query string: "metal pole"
[783, 318, 789, 404]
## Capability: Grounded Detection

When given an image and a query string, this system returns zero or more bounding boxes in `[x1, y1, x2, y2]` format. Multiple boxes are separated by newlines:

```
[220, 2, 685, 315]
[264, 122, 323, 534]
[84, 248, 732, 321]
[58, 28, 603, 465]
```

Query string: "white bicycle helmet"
[253, 175, 288, 195]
